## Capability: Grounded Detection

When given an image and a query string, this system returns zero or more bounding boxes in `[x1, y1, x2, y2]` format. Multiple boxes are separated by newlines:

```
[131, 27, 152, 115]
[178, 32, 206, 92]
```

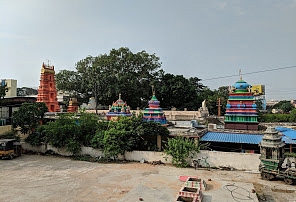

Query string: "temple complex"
[67, 98, 79, 112]
[37, 62, 60, 112]
[142, 88, 167, 125]
[259, 127, 285, 166]
[224, 74, 258, 131]
[106, 94, 132, 121]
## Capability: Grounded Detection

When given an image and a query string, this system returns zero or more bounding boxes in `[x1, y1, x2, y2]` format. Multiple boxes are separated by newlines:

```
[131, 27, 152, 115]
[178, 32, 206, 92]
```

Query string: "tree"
[273, 100, 294, 113]
[40, 112, 102, 154]
[164, 136, 200, 167]
[0, 83, 8, 99]
[290, 109, 296, 122]
[204, 86, 228, 115]
[154, 73, 202, 110]
[56, 47, 163, 110]
[17, 87, 38, 96]
[12, 102, 48, 134]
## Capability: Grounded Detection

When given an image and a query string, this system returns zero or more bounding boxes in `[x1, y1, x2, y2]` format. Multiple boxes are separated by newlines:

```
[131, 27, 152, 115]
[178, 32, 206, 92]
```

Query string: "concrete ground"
[0, 155, 295, 202]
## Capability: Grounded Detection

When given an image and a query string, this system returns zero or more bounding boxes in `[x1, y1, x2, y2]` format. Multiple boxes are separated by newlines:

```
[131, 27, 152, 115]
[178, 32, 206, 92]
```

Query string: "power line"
[202, 65, 296, 81]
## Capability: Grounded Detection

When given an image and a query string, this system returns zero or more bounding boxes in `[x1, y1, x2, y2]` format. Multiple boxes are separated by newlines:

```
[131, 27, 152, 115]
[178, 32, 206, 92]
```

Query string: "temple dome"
[233, 79, 251, 90]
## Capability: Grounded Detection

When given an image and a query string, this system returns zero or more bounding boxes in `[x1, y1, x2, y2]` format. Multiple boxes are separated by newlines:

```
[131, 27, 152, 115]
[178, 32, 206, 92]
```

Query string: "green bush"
[164, 136, 200, 167]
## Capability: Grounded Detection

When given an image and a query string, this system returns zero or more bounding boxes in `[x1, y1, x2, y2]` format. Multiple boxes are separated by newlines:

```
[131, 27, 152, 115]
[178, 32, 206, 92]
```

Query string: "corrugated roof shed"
[275, 127, 296, 144]
[201, 127, 296, 145]
[276, 127, 296, 139]
[200, 132, 263, 144]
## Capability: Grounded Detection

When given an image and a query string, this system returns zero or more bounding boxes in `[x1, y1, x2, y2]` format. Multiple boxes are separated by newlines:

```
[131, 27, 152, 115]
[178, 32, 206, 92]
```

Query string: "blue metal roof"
[200, 127, 296, 145]
[275, 127, 296, 139]
[275, 127, 296, 144]
[200, 132, 263, 144]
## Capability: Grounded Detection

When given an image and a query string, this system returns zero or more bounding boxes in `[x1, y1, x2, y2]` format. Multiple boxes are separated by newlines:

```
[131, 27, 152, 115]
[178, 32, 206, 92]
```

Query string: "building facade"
[224, 77, 258, 131]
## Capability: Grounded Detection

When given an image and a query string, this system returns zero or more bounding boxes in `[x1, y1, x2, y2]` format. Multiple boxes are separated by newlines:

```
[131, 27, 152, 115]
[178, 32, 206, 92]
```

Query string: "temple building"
[106, 94, 132, 121]
[37, 62, 60, 112]
[142, 89, 167, 125]
[224, 75, 258, 131]
[259, 127, 285, 168]
[67, 98, 79, 112]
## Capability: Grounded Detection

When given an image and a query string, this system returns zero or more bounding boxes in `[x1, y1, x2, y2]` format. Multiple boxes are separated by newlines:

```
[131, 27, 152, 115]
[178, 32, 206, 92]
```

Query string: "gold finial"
[239, 69, 242, 80]
[152, 85, 155, 95]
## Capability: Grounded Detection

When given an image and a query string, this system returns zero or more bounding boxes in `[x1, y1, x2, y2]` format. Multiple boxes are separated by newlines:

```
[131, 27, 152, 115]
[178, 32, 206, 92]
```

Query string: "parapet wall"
[21, 143, 260, 171]
[86, 109, 201, 121]
[0, 125, 12, 135]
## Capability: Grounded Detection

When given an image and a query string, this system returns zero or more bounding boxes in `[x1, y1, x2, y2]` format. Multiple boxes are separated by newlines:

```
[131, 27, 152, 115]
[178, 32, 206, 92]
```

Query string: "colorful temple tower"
[142, 88, 167, 125]
[224, 74, 258, 131]
[106, 94, 132, 121]
[37, 62, 60, 112]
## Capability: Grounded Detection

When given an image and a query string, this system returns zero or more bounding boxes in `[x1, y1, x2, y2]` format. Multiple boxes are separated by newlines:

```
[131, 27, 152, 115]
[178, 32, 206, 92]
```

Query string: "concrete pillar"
[157, 135, 162, 151]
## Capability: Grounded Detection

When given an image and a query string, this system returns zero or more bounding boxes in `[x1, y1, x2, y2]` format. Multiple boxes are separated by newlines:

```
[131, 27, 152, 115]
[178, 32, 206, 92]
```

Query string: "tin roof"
[275, 127, 296, 144]
[276, 127, 296, 139]
[200, 132, 263, 144]
[201, 127, 296, 145]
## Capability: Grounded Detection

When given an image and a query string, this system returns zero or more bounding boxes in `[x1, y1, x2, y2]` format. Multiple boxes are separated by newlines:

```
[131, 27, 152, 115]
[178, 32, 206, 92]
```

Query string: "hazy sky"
[1, 0, 296, 101]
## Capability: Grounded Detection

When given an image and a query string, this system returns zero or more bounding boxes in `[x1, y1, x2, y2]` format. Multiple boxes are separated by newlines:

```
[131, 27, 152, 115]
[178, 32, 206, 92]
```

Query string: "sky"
[1, 0, 296, 101]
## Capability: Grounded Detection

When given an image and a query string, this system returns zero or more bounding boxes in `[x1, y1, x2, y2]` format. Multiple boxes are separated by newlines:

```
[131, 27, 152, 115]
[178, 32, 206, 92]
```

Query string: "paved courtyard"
[0, 155, 295, 202]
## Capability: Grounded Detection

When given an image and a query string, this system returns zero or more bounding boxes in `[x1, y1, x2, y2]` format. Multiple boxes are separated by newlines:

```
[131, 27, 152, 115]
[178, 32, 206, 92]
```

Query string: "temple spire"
[152, 85, 155, 95]
[239, 69, 242, 80]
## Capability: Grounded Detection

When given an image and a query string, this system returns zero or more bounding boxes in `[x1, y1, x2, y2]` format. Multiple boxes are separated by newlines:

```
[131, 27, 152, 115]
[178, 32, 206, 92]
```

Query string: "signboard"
[251, 85, 265, 96]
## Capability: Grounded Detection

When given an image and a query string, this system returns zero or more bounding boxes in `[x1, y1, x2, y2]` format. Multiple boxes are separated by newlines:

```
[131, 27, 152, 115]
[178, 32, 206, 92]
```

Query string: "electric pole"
[217, 98, 221, 117]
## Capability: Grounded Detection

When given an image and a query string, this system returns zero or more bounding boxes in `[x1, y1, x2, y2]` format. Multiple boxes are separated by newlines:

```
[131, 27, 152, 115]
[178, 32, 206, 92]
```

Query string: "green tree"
[56, 47, 163, 110]
[155, 73, 202, 110]
[97, 117, 137, 159]
[42, 112, 102, 154]
[17, 87, 38, 96]
[273, 100, 294, 113]
[205, 86, 228, 115]
[0, 83, 8, 107]
[290, 109, 296, 122]
[12, 102, 48, 134]
[164, 136, 200, 167]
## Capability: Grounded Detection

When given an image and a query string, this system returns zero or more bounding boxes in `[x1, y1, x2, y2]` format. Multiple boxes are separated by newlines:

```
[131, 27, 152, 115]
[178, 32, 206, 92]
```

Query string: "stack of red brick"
[175, 177, 206, 202]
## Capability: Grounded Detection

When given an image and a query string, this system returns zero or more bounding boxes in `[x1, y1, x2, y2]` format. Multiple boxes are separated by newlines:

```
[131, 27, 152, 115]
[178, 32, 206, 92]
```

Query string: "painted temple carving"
[37, 62, 60, 112]
[259, 127, 285, 169]
[142, 87, 167, 125]
[106, 94, 132, 121]
[224, 75, 258, 131]
[67, 98, 79, 112]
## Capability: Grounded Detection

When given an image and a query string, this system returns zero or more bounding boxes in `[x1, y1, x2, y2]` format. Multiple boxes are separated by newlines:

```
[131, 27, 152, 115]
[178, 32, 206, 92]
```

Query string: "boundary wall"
[21, 143, 260, 171]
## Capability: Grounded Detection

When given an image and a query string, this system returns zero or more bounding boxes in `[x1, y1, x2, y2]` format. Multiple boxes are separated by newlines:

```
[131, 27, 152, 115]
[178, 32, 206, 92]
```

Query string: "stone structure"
[67, 98, 79, 112]
[224, 75, 258, 130]
[259, 127, 285, 171]
[198, 99, 209, 118]
[142, 90, 167, 125]
[106, 94, 132, 121]
[37, 63, 60, 112]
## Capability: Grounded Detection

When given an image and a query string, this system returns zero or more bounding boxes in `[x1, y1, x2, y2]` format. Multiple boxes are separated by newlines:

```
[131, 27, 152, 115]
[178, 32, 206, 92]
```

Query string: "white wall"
[21, 143, 261, 170]
[193, 150, 261, 171]
[125, 150, 172, 163]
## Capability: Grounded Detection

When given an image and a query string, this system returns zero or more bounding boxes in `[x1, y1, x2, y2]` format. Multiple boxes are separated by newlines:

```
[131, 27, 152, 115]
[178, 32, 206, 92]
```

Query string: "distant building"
[1, 79, 17, 97]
